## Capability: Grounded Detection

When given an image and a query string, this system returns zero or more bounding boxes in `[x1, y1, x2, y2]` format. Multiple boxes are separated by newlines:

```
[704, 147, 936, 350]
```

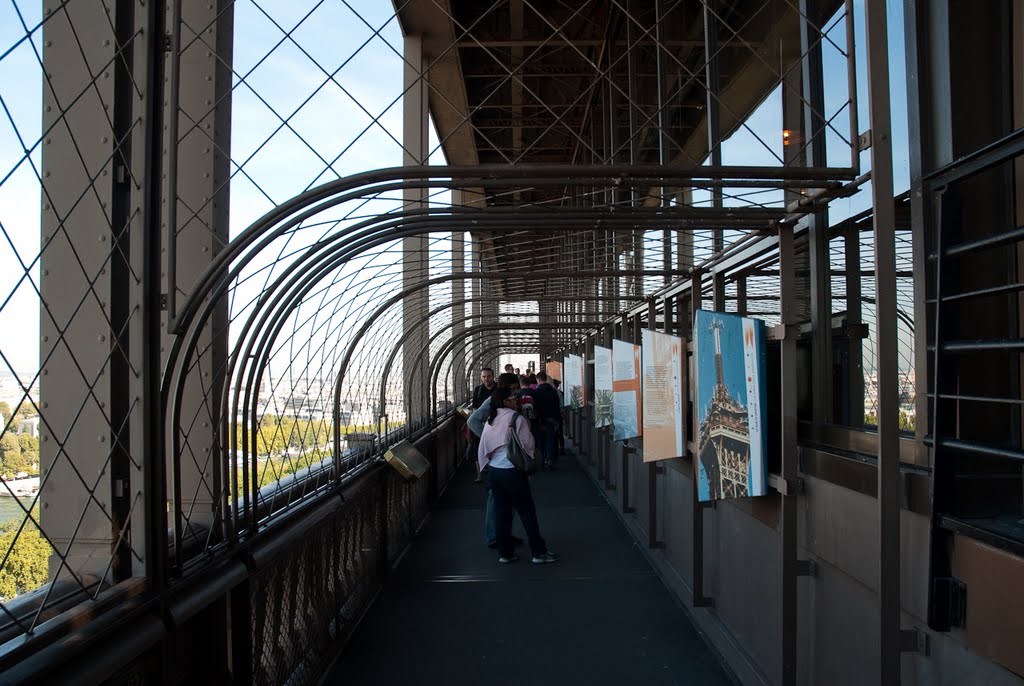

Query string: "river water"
[0, 497, 34, 527]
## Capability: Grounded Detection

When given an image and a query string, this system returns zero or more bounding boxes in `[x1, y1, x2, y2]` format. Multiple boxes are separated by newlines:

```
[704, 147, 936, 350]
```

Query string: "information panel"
[694, 310, 768, 501]
[641, 330, 685, 462]
[565, 354, 584, 409]
[611, 339, 641, 441]
[593, 345, 612, 427]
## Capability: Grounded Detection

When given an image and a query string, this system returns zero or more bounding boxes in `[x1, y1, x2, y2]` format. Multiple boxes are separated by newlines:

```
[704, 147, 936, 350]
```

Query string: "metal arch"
[170, 176, 786, 459]
[376, 296, 633, 420]
[165, 160, 840, 419]
[425, 326, 575, 418]
[167, 161, 819, 344]
[431, 329, 578, 412]
[422, 323, 601, 424]
[170, 204, 667, 496]
[181, 198, 694, 495]
[161, 163, 843, 545]
[447, 340, 551, 403]
[434, 336, 563, 420]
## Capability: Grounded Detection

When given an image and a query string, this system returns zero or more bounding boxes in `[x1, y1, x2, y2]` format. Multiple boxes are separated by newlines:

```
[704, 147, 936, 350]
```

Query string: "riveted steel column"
[39, 0, 182, 583]
[403, 34, 429, 426]
[165, 0, 234, 552]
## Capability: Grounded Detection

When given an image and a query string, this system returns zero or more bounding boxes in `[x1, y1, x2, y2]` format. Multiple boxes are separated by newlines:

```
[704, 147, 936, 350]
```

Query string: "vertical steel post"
[780, 224, 799, 686]
[691, 269, 712, 607]
[142, 0, 167, 597]
[704, 0, 725, 310]
[864, 1, 901, 682]
[801, 0, 834, 423]
[403, 35, 429, 425]
[845, 225, 865, 426]
[648, 298, 664, 549]
[451, 198, 466, 401]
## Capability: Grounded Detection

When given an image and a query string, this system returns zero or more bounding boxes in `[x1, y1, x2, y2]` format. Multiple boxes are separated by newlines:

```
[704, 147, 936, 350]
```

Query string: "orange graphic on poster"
[641, 330, 686, 462]
[612, 339, 641, 441]
[546, 361, 563, 384]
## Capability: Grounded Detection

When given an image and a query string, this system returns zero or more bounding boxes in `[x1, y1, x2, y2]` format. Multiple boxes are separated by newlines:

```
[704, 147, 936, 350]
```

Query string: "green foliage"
[0, 402, 10, 423]
[15, 403, 38, 419]
[17, 434, 39, 471]
[0, 432, 29, 476]
[863, 411, 915, 433]
[234, 416, 333, 457]
[0, 509, 51, 600]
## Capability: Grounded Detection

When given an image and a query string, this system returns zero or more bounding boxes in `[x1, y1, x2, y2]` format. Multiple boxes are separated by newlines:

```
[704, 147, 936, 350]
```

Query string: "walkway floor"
[327, 449, 735, 685]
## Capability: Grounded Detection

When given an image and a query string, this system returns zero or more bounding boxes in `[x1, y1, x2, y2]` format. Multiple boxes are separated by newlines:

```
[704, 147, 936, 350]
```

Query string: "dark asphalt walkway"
[326, 450, 735, 685]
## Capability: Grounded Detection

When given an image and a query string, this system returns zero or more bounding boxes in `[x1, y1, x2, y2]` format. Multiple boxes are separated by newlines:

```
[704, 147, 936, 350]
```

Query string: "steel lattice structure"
[0, 1, 943, 684]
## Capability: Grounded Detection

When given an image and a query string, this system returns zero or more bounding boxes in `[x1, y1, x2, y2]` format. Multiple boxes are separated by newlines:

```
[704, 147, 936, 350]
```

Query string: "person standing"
[468, 367, 496, 482]
[469, 373, 524, 549]
[531, 372, 561, 469]
[478, 386, 557, 564]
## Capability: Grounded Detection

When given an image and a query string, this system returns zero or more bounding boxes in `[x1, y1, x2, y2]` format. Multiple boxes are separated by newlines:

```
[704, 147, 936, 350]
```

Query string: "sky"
[0, 0, 914, 381]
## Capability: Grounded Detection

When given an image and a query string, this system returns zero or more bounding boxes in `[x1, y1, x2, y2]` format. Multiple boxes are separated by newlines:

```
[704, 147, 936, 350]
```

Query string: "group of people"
[465, 365, 565, 564]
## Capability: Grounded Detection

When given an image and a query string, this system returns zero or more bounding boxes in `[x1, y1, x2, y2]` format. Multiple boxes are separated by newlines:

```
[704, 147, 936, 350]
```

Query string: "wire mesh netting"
[0, 0, 919, 676]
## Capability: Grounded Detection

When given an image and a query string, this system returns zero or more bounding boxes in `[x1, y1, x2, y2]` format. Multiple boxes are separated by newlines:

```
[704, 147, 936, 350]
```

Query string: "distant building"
[17, 417, 39, 438]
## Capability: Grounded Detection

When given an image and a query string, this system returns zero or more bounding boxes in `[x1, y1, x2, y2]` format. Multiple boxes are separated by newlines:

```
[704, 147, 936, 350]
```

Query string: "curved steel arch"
[423, 323, 601, 424]
[161, 164, 800, 554]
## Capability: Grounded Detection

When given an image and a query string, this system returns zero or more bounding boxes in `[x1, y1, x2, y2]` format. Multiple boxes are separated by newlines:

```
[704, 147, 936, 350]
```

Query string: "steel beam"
[864, 1, 902, 682]
[404, 34, 430, 425]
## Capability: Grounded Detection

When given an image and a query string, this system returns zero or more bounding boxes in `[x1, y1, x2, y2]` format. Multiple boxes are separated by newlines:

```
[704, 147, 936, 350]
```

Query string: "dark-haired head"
[497, 372, 520, 390]
[487, 386, 517, 425]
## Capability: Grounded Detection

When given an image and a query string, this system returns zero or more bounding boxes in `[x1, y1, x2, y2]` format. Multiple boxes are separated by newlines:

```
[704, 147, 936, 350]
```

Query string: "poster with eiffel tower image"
[694, 310, 768, 501]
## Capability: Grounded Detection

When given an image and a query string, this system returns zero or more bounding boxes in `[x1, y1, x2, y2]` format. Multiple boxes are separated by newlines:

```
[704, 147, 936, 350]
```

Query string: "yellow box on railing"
[384, 440, 430, 482]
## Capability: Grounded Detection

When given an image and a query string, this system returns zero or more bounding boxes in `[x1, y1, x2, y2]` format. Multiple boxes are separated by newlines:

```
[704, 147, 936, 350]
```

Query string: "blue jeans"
[484, 489, 496, 544]
[488, 466, 547, 558]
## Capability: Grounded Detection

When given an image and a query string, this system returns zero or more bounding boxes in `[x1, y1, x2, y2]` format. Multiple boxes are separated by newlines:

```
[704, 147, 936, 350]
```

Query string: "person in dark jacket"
[531, 372, 562, 469]
[468, 367, 496, 481]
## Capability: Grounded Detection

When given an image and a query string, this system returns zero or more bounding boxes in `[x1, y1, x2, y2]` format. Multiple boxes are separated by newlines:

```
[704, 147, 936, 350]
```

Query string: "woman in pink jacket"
[478, 386, 558, 564]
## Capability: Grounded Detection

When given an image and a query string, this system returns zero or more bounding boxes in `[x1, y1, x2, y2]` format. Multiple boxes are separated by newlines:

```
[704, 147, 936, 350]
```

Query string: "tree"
[0, 402, 10, 424]
[0, 515, 51, 600]
[12, 402, 38, 420]
[18, 434, 39, 472]
[0, 432, 28, 476]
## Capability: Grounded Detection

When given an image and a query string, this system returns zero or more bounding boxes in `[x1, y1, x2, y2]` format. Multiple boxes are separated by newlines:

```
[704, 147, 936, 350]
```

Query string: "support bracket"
[900, 628, 930, 655]
[795, 559, 817, 577]
[858, 129, 873, 151]
[769, 473, 805, 496]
